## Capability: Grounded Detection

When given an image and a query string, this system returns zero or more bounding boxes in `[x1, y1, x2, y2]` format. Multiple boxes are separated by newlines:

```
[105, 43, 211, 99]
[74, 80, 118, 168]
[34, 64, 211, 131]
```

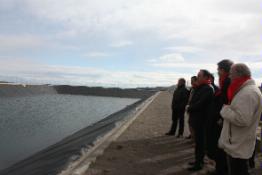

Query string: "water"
[0, 94, 139, 170]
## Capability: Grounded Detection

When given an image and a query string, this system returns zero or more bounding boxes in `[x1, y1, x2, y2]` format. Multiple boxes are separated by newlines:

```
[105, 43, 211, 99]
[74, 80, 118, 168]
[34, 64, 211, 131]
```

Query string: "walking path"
[84, 91, 262, 175]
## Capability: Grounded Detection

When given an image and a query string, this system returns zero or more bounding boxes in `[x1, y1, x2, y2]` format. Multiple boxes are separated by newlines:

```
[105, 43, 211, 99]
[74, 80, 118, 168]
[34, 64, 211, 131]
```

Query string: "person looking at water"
[209, 74, 219, 93]
[206, 59, 233, 175]
[218, 63, 262, 175]
[166, 78, 189, 137]
[186, 69, 214, 171]
[185, 76, 198, 140]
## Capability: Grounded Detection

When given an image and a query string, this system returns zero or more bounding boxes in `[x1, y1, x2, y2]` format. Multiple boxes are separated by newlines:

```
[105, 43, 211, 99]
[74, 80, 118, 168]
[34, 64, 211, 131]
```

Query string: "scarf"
[191, 84, 197, 88]
[215, 73, 229, 96]
[219, 73, 229, 90]
[227, 76, 251, 104]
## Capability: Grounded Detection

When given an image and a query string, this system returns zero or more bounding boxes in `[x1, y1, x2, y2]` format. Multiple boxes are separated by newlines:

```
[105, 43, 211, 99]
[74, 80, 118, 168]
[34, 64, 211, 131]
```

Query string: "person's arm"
[188, 87, 213, 112]
[180, 89, 190, 109]
[220, 92, 259, 127]
[171, 92, 176, 109]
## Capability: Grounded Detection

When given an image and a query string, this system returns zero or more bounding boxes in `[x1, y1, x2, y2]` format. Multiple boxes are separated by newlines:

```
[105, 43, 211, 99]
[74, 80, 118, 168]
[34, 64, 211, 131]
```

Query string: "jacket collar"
[234, 79, 255, 95]
[240, 79, 255, 88]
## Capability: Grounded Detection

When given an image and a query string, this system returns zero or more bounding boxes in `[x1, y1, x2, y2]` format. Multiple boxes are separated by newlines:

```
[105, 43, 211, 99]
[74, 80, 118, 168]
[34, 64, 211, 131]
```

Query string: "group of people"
[166, 59, 262, 175]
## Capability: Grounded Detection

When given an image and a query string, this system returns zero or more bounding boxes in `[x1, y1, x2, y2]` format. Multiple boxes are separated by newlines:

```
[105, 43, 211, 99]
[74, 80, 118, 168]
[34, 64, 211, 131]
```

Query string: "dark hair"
[210, 74, 214, 80]
[179, 78, 186, 85]
[217, 59, 234, 73]
[191, 76, 197, 81]
[200, 69, 211, 78]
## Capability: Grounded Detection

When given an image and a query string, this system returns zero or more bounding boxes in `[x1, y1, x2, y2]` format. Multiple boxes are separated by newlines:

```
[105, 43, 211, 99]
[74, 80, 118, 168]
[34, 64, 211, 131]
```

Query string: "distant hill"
[0, 84, 160, 99]
[0, 81, 9, 83]
[54, 85, 158, 99]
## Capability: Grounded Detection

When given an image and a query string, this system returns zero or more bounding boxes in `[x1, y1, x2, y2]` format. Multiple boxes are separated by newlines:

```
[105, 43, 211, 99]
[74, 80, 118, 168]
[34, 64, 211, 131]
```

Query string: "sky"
[0, 0, 261, 87]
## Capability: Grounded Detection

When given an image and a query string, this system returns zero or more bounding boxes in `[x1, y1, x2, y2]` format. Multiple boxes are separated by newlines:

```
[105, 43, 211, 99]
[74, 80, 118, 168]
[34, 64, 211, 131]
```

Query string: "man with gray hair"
[218, 63, 262, 175]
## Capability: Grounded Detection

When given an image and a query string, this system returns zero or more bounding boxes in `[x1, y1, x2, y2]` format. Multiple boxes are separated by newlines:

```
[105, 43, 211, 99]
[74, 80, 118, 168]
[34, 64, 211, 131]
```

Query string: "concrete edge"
[58, 91, 161, 175]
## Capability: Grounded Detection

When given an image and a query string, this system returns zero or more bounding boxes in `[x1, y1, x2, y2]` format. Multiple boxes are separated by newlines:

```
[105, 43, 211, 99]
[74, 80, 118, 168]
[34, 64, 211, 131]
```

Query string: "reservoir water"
[0, 94, 139, 170]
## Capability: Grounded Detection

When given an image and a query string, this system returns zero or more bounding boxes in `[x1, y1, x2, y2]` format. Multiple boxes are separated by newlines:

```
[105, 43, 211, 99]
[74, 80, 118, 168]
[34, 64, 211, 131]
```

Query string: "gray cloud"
[0, 0, 261, 86]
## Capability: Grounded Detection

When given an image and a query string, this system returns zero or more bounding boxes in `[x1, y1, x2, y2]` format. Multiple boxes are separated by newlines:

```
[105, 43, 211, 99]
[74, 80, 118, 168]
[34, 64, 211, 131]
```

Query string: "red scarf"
[219, 73, 229, 90]
[192, 84, 197, 88]
[215, 73, 229, 96]
[227, 76, 251, 104]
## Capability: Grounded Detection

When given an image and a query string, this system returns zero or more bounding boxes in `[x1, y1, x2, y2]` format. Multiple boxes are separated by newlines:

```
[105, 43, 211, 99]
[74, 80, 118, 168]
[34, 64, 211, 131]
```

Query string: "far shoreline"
[0, 83, 167, 99]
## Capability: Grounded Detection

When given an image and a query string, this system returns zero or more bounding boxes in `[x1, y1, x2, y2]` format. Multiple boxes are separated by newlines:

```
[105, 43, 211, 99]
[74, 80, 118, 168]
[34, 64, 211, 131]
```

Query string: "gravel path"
[84, 91, 262, 175]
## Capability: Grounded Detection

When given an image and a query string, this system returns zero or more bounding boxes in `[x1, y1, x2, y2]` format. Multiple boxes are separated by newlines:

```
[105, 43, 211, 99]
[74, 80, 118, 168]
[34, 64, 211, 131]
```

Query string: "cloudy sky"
[0, 0, 261, 87]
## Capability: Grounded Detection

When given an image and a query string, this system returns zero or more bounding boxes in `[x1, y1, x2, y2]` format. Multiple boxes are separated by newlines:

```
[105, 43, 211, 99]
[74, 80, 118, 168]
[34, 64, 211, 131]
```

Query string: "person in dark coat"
[187, 69, 214, 171]
[210, 74, 219, 94]
[166, 78, 189, 137]
[206, 59, 233, 175]
[186, 76, 198, 139]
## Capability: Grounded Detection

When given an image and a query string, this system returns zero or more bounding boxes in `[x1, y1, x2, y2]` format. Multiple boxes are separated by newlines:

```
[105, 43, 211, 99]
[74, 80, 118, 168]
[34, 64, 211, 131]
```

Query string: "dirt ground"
[84, 91, 262, 175]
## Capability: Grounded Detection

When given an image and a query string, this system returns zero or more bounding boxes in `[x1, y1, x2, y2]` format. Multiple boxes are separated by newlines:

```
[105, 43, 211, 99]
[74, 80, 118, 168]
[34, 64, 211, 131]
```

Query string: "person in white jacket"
[218, 63, 262, 175]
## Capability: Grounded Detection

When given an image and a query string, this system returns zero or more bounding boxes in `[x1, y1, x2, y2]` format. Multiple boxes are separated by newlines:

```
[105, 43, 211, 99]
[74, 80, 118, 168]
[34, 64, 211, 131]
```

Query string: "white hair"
[232, 63, 251, 77]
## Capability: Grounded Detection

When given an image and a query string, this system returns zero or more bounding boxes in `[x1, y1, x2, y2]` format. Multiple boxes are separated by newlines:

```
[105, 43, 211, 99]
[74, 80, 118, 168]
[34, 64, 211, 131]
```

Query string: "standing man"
[206, 59, 233, 175]
[219, 63, 262, 175]
[210, 74, 219, 93]
[187, 70, 214, 171]
[166, 78, 189, 137]
[186, 76, 198, 139]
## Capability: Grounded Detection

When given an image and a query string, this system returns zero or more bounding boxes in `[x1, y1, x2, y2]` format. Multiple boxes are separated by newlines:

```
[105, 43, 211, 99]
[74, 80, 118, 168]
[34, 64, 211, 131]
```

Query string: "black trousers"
[227, 155, 249, 175]
[169, 111, 184, 135]
[249, 140, 257, 169]
[206, 125, 228, 175]
[193, 123, 205, 165]
[215, 148, 228, 175]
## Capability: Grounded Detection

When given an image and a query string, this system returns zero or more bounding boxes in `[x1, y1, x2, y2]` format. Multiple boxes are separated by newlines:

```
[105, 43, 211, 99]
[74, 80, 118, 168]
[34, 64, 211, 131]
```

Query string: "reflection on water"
[0, 94, 139, 170]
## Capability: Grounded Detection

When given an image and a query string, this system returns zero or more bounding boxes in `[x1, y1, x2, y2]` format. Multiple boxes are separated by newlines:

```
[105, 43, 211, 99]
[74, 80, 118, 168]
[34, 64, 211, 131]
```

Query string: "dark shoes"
[187, 161, 203, 171]
[187, 164, 203, 171]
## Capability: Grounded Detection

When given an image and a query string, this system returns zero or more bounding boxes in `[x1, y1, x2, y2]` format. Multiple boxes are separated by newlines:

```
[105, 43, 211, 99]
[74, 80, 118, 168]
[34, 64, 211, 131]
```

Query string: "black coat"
[206, 77, 231, 159]
[209, 77, 231, 128]
[172, 85, 189, 113]
[187, 84, 214, 127]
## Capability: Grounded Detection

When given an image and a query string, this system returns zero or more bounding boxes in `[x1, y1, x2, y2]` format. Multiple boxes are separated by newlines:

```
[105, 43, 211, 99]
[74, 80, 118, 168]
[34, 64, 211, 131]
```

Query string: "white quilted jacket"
[219, 79, 262, 159]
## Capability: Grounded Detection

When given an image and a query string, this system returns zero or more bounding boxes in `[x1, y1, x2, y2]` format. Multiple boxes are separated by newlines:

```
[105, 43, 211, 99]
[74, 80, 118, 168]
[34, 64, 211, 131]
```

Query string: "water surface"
[0, 94, 139, 170]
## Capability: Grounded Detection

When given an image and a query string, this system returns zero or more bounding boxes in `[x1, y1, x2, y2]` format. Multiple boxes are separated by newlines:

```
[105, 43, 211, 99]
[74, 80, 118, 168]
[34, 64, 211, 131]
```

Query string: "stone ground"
[84, 91, 262, 175]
